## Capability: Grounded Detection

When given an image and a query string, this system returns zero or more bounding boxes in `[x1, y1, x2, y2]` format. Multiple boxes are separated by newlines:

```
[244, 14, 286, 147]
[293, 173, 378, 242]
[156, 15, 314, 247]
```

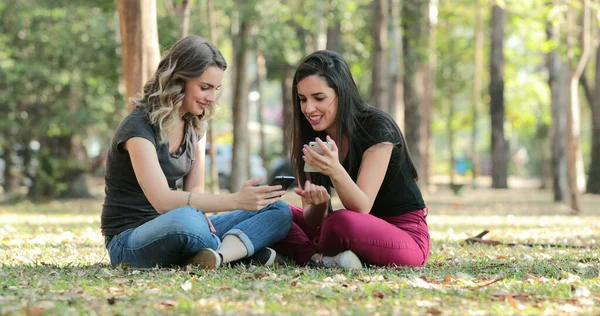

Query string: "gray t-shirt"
[101, 107, 198, 236]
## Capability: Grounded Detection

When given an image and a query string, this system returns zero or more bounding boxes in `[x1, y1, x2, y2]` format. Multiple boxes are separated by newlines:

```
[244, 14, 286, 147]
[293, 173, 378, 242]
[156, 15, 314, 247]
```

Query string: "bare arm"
[330, 143, 392, 214]
[126, 137, 285, 214]
[183, 136, 206, 193]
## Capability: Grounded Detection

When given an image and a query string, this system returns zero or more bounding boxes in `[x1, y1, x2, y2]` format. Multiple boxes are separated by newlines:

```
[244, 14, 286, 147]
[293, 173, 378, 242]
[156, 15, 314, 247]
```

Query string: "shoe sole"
[263, 248, 276, 266]
[340, 250, 362, 269]
[188, 248, 220, 269]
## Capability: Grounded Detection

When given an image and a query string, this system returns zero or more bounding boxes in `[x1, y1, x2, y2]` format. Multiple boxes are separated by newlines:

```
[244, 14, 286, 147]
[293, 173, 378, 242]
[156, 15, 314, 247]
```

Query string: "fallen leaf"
[491, 292, 530, 301]
[372, 290, 384, 299]
[426, 307, 442, 315]
[23, 306, 45, 316]
[160, 300, 177, 308]
[251, 272, 269, 279]
[443, 274, 455, 283]
[507, 296, 518, 309]
[107, 287, 125, 294]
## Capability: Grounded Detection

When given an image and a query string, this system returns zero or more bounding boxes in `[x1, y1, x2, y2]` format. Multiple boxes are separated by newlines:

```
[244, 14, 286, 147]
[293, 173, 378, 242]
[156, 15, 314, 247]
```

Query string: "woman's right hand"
[234, 177, 286, 211]
[294, 180, 330, 206]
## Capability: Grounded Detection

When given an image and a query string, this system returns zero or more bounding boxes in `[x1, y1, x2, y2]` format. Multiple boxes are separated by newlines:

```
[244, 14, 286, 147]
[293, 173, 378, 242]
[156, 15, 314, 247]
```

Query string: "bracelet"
[187, 192, 192, 206]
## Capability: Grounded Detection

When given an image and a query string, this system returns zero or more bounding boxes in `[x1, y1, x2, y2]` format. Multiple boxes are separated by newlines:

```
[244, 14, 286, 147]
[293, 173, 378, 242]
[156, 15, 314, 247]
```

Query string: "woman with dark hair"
[101, 35, 291, 269]
[273, 50, 429, 269]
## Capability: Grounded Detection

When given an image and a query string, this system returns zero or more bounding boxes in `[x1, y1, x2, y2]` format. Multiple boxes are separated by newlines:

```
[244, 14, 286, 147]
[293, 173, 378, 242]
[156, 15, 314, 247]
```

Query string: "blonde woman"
[101, 36, 291, 269]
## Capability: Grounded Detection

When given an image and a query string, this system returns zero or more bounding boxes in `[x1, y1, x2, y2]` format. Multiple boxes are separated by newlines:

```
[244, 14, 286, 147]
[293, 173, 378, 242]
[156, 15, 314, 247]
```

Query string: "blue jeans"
[105, 200, 292, 268]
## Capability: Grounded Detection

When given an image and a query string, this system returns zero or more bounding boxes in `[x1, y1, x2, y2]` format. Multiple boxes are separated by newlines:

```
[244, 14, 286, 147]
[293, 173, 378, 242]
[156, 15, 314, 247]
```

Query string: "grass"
[1, 185, 599, 315]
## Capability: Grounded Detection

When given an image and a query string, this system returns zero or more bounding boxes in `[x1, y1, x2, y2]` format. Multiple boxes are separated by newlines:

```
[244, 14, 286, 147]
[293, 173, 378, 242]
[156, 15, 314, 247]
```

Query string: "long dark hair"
[131, 35, 227, 141]
[290, 50, 418, 188]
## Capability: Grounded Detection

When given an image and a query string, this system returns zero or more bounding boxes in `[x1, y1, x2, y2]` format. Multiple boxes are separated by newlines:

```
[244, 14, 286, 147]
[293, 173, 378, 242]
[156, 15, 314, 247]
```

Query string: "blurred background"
[0, 0, 598, 213]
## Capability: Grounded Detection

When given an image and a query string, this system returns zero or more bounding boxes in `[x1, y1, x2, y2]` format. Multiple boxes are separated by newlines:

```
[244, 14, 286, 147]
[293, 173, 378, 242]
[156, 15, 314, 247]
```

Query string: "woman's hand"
[234, 177, 286, 211]
[302, 136, 343, 177]
[294, 180, 330, 206]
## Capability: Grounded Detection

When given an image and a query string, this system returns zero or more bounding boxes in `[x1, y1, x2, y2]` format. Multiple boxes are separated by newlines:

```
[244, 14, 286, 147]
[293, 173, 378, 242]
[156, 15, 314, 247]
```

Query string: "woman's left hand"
[303, 136, 342, 177]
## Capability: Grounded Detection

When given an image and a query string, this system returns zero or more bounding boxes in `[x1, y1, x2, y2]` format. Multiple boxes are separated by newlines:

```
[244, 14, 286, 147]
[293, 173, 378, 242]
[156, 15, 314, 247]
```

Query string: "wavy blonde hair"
[130, 35, 227, 142]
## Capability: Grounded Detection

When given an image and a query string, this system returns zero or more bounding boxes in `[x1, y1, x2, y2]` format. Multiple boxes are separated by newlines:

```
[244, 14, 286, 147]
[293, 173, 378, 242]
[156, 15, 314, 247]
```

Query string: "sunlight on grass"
[1, 188, 599, 315]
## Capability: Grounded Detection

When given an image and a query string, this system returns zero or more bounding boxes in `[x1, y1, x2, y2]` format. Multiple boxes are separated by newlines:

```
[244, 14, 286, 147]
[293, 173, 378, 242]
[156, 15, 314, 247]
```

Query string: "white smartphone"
[303, 141, 334, 172]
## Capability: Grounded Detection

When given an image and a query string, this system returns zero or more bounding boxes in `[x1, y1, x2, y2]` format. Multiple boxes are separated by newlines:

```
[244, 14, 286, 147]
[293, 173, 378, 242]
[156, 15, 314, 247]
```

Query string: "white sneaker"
[188, 248, 222, 269]
[321, 250, 362, 269]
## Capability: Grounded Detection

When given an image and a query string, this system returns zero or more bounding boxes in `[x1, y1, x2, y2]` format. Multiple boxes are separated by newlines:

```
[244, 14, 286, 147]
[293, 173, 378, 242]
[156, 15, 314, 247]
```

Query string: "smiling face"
[180, 66, 224, 117]
[297, 75, 338, 135]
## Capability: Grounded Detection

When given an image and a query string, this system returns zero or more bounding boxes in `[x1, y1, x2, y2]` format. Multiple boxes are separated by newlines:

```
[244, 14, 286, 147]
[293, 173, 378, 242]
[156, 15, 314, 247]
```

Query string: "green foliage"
[0, 0, 594, 196]
[0, 1, 122, 198]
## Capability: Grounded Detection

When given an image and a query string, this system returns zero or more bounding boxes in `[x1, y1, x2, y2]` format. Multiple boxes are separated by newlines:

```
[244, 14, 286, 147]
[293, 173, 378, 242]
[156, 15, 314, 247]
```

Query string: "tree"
[0, 1, 122, 199]
[420, 0, 437, 189]
[565, 0, 591, 213]
[230, 0, 254, 191]
[471, 0, 484, 187]
[402, 0, 427, 183]
[546, 5, 568, 202]
[546, 16, 567, 202]
[117, 0, 160, 112]
[370, 0, 388, 110]
[580, 23, 600, 194]
[489, 3, 508, 189]
[326, 0, 342, 52]
[388, 0, 405, 130]
[178, 0, 191, 38]
[206, 0, 220, 194]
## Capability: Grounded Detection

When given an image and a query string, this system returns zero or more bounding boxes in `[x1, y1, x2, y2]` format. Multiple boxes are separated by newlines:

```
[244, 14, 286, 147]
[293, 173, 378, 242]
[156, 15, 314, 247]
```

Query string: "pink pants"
[272, 205, 430, 267]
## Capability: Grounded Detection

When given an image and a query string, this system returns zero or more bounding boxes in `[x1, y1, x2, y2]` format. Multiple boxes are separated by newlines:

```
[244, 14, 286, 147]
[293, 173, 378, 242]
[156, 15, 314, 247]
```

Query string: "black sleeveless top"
[339, 110, 425, 217]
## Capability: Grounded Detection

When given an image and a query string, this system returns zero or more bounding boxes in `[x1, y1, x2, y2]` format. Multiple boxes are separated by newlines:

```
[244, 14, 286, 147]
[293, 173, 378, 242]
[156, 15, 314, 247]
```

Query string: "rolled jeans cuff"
[223, 228, 255, 256]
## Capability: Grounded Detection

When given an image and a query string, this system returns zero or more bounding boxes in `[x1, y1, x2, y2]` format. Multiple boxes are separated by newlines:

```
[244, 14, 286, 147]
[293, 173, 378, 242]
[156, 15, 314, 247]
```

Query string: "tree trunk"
[281, 66, 294, 158]
[256, 53, 267, 163]
[178, 0, 191, 38]
[565, 0, 591, 213]
[1, 144, 13, 194]
[448, 92, 456, 186]
[230, 15, 251, 192]
[471, 0, 484, 187]
[326, 0, 341, 53]
[546, 17, 568, 202]
[388, 0, 404, 131]
[206, 0, 219, 193]
[117, 0, 160, 112]
[420, 0, 437, 190]
[585, 45, 600, 193]
[370, 0, 388, 110]
[489, 4, 508, 189]
[402, 0, 426, 180]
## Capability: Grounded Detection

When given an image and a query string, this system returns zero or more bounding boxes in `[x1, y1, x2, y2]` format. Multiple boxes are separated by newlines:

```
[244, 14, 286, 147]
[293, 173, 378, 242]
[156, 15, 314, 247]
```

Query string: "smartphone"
[270, 176, 296, 191]
[303, 141, 334, 172]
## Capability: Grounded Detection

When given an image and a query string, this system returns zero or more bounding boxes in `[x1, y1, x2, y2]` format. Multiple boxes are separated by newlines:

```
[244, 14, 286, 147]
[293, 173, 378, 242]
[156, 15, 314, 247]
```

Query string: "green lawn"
[1, 186, 599, 315]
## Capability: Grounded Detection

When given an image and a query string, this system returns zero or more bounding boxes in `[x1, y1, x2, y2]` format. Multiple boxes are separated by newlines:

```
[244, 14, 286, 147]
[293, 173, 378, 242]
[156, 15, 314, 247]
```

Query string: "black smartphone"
[270, 176, 295, 191]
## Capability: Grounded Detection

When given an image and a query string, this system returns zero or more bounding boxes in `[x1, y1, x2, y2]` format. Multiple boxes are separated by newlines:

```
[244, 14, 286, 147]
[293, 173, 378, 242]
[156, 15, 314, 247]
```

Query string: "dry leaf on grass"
[106, 287, 125, 294]
[372, 290, 384, 299]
